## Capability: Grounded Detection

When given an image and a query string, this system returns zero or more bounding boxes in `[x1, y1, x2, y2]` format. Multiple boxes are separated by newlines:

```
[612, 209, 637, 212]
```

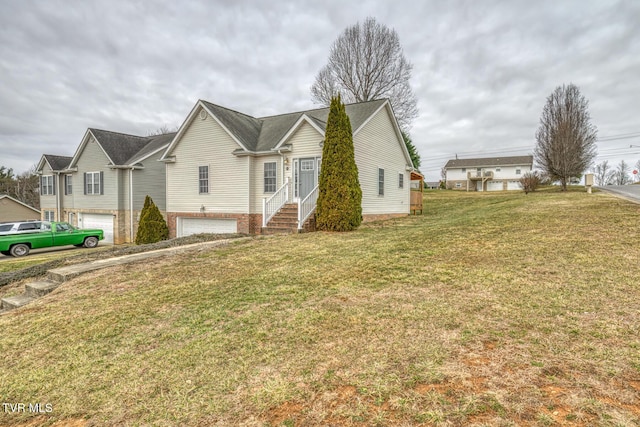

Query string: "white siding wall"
[447, 164, 532, 181]
[354, 106, 410, 215]
[250, 155, 282, 214]
[166, 107, 250, 213]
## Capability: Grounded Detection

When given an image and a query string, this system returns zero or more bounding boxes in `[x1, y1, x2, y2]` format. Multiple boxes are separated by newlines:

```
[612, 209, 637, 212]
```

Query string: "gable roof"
[444, 155, 534, 169]
[70, 129, 176, 168]
[0, 194, 40, 214]
[163, 98, 400, 161]
[37, 154, 73, 172]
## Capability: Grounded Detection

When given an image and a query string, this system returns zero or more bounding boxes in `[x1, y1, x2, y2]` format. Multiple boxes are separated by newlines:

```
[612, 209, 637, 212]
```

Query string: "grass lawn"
[0, 189, 638, 426]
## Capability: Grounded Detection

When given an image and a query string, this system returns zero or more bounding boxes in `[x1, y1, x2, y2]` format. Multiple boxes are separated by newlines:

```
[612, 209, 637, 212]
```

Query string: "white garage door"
[507, 180, 522, 190]
[487, 181, 504, 191]
[179, 218, 237, 237]
[80, 213, 114, 244]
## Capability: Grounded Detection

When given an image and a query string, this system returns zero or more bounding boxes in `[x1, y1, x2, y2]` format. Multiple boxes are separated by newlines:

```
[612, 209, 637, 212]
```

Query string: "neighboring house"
[160, 98, 418, 237]
[37, 130, 174, 244]
[0, 195, 41, 222]
[444, 155, 534, 191]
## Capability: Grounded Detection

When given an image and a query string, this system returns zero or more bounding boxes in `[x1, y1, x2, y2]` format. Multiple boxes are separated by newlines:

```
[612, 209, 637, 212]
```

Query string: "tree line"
[0, 165, 40, 209]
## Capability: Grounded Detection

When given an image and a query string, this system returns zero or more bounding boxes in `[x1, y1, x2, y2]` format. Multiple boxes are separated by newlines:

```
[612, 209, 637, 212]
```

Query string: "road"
[598, 185, 640, 203]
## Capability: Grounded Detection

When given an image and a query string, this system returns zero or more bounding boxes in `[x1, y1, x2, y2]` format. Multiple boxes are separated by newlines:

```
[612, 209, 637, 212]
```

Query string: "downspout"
[129, 168, 134, 242]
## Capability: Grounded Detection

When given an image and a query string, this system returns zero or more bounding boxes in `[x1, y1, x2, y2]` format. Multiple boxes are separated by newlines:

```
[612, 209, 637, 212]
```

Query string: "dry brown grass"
[0, 189, 638, 426]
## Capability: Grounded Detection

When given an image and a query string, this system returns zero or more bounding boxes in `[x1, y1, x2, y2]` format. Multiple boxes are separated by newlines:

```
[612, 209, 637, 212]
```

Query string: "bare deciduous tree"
[534, 84, 597, 191]
[147, 125, 178, 136]
[311, 17, 418, 131]
[592, 160, 615, 186]
[613, 160, 631, 185]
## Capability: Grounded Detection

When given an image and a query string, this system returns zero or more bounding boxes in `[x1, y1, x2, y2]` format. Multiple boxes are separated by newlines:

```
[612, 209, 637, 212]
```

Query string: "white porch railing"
[298, 185, 319, 230]
[263, 178, 290, 227]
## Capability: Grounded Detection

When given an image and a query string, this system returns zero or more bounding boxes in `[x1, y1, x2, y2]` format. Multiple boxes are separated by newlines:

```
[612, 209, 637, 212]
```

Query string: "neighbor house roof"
[40, 154, 73, 171]
[444, 155, 534, 169]
[68, 129, 177, 168]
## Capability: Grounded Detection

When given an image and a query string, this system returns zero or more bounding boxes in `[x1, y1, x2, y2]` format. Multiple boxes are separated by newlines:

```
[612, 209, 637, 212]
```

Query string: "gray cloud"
[1, 0, 639, 180]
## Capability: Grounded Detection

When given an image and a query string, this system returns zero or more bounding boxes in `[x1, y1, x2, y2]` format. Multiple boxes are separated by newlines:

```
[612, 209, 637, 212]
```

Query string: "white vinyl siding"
[199, 166, 209, 194]
[130, 150, 167, 212]
[353, 106, 409, 214]
[166, 107, 249, 213]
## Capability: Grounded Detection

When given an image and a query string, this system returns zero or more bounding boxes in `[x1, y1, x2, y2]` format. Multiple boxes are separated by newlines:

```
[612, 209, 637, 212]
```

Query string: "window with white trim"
[199, 166, 209, 194]
[378, 168, 385, 196]
[65, 174, 73, 195]
[41, 175, 54, 195]
[516, 167, 522, 175]
[398, 173, 404, 189]
[264, 162, 277, 193]
[44, 210, 55, 221]
[84, 172, 102, 195]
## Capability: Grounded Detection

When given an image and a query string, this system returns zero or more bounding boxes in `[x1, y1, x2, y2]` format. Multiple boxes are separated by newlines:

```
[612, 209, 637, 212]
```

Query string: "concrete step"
[26, 280, 60, 298]
[1, 294, 36, 311]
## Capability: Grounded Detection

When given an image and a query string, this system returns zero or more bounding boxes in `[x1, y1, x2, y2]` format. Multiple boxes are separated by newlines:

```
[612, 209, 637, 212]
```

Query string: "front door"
[298, 158, 316, 200]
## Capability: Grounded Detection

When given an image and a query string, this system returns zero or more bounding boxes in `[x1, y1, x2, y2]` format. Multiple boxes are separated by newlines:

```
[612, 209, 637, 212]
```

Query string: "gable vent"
[199, 110, 207, 120]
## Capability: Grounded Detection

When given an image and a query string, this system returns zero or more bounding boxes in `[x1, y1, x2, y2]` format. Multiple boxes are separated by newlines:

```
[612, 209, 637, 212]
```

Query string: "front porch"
[262, 178, 318, 234]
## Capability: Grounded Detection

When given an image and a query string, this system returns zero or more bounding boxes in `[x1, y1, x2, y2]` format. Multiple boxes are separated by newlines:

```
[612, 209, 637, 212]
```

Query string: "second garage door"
[487, 181, 504, 191]
[80, 213, 114, 244]
[179, 218, 237, 237]
[507, 180, 522, 190]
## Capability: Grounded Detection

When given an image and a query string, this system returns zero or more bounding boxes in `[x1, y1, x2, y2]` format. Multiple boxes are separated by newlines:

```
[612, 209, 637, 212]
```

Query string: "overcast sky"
[1, 0, 639, 181]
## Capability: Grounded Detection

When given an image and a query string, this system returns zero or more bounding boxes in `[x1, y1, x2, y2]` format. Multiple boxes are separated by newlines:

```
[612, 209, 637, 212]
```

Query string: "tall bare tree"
[592, 160, 615, 186]
[613, 160, 631, 185]
[311, 17, 418, 131]
[534, 84, 597, 191]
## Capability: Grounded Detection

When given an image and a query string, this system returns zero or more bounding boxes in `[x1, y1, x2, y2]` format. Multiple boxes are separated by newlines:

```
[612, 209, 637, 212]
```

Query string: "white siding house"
[161, 98, 417, 237]
[443, 156, 534, 191]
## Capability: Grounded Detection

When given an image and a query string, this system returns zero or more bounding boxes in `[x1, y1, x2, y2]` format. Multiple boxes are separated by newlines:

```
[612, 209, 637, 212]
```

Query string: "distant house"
[159, 98, 419, 237]
[444, 156, 534, 191]
[0, 195, 40, 222]
[36, 130, 174, 244]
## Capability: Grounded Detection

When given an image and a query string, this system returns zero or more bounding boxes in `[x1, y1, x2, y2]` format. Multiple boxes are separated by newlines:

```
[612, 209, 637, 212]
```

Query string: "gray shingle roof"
[89, 129, 175, 166]
[444, 155, 533, 169]
[200, 98, 388, 153]
[43, 154, 72, 171]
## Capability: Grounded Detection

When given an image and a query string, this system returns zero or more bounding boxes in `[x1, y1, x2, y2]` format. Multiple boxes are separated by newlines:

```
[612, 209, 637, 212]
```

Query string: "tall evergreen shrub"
[316, 95, 362, 231]
[135, 195, 169, 244]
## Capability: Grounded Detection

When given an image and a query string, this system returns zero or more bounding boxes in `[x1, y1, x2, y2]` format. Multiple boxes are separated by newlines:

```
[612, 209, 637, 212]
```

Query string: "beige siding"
[354, 106, 410, 215]
[250, 155, 282, 214]
[0, 198, 39, 222]
[284, 122, 323, 185]
[166, 107, 249, 213]
[132, 150, 166, 212]
[38, 164, 57, 210]
[61, 173, 75, 212]
[73, 137, 122, 210]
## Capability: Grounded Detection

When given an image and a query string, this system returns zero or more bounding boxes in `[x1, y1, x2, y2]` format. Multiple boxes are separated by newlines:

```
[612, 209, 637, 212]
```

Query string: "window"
[496, 167, 501, 172]
[65, 174, 73, 195]
[516, 167, 522, 175]
[44, 211, 55, 221]
[378, 168, 385, 196]
[84, 172, 102, 195]
[301, 159, 314, 171]
[398, 173, 404, 189]
[199, 166, 209, 194]
[455, 183, 462, 188]
[264, 162, 277, 193]
[40, 175, 54, 195]
[461, 168, 466, 173]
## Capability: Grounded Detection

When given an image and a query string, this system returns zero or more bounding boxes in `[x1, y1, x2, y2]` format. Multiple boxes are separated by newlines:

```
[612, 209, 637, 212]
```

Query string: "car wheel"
[10, 243, 30, 257]
[83, 236, 99, 248]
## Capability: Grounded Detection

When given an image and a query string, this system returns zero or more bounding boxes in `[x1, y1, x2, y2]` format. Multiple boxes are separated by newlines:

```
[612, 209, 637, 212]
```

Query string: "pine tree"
[135, 195, 169, 244]
[316, 96, 362, 231]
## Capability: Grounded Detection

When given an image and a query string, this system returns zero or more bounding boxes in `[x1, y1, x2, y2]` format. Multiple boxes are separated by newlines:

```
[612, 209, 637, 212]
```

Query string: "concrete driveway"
[598, 185, 640, 203]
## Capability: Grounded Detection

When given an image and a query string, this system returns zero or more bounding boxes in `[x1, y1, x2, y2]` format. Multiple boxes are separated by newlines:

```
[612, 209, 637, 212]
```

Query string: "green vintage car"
[0, 221, 104, 257]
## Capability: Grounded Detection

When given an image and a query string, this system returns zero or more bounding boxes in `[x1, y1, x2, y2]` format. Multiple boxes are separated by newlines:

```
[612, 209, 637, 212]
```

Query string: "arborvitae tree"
[316, 95, 362, 231]
[135, 195, 169, 244]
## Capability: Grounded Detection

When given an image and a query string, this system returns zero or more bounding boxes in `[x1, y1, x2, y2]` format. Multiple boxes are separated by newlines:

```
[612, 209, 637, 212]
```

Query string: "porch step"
[263, 204, 299, 234]
[1, 294, 36, 311]
[25, 280, 61, 298]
